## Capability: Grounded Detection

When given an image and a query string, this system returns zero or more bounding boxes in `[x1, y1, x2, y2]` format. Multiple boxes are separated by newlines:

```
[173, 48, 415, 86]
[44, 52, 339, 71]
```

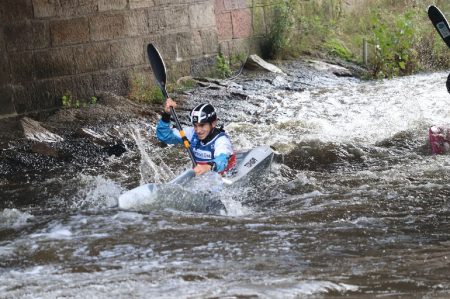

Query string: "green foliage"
[296, 0, 343, 56]
[215, 52, 232, 78]
[128, 71, 164, 104]
[230, 52, 248, 69]
[61, 92, 97, 109]
[129, 70, 200, 103]
[199, 52, 247, 79]
[297, 15, 332, 51]
[266, 0, 296, 59]
[366, 8, 419, 78]
[324, 38, 353, 61]
[414, 5, 450, 71]
[148, 86, 165, 104]
[260, 0, 450, 78]
[61, 94, 71, 108]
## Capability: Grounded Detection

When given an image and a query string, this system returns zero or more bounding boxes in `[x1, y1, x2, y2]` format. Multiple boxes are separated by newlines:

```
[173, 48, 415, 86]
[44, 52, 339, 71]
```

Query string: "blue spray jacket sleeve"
[156, 119, 183, 145]
[213, 153, 229, 172]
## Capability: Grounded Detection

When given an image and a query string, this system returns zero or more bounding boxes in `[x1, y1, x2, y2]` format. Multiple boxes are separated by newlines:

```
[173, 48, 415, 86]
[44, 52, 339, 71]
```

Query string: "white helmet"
[190, 103, 217, 124]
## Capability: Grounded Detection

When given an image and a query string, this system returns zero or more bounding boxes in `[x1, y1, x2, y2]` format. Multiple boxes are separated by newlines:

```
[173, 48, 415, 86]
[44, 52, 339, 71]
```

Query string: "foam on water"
[0, 208, 34, 229]
[4, 69, 450, 298]
[129, 123, 174, 184]
[227, 71, 450, 148]
[0, 267, 359, 299]
[31, 224, 73, 240]
[225, 280, 359, 297]
[69, 174, 123, 210]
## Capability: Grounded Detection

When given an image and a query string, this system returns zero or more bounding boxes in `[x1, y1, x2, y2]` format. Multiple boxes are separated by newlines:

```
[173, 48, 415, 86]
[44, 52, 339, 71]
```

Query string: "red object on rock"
[429, 126, 450, 154]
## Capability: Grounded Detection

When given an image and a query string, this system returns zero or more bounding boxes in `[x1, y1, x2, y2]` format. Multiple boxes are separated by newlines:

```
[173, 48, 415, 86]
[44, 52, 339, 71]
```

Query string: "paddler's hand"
[193, 163, 212, 176]
[164, 98, 177, 113]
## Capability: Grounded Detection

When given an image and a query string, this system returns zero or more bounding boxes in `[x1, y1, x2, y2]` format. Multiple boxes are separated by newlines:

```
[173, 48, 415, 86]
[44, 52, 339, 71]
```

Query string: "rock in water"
[20, 117, 63, 143]
[307, 60, 353, 77]
[245, 54, 286, 74]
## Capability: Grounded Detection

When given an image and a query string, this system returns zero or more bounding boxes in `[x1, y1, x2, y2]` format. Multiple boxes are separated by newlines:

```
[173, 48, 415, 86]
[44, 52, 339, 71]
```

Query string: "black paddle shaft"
[146, 43, 197, 167]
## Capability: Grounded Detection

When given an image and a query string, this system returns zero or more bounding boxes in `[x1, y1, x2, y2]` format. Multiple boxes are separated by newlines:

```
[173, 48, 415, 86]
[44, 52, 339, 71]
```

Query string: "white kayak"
[118, 145, 274, 211]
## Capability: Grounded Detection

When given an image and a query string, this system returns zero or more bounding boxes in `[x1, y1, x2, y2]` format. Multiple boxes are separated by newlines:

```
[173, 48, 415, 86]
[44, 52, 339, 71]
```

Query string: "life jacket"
[190, 129, 236, 173]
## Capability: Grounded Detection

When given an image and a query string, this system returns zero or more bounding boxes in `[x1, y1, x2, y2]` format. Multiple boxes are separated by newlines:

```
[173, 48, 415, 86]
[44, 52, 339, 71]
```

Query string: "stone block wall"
[0, 0, 365, 118]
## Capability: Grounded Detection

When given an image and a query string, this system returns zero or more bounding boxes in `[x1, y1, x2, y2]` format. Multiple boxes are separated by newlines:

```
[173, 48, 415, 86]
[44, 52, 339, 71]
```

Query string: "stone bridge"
[0, 0, 362, 118]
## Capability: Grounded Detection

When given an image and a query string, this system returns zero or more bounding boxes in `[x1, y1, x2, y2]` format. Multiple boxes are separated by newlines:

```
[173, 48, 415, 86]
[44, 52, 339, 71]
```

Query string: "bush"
[215, 53, 232, 78]
[266, 0, 296, 59]
[261, 0, 450, 78]
[366, 8, 420, 78]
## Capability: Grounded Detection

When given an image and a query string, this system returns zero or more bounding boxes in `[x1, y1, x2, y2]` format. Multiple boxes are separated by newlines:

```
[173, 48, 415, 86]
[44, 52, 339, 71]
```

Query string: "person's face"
[193, 121, 215, 140]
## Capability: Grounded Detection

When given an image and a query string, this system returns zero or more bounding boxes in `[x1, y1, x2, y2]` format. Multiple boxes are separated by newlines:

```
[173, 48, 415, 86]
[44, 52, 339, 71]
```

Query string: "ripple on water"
[2, 68, 450, 298]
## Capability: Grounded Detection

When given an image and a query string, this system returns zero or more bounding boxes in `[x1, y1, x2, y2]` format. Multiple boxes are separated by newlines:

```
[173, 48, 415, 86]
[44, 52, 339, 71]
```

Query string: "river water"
[1, 63, 450, 298]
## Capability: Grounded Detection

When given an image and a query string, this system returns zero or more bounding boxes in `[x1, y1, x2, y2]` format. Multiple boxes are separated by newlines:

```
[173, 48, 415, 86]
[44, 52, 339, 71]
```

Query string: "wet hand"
[193, 163, 212, 176]
[164, 98, 177, 113]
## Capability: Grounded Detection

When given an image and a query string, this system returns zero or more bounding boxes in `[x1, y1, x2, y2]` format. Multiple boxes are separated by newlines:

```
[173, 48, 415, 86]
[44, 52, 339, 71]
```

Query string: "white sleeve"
[214, 135, 233, 157]
[184, 127, 195, 141]
[168, 126, 196, 143]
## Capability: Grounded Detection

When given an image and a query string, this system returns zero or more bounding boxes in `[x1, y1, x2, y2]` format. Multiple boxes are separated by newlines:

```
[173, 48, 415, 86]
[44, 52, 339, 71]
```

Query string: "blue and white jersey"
[156, 119, 233, 171]
[189, 130, 230, 163]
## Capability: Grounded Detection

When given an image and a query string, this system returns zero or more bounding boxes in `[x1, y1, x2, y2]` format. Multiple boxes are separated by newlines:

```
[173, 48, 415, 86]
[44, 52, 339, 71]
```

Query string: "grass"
[264, 0, 450, 78]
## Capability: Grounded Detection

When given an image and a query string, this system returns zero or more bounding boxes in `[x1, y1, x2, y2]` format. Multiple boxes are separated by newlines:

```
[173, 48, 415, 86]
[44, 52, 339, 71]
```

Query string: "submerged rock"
[30, 142, 60, 158]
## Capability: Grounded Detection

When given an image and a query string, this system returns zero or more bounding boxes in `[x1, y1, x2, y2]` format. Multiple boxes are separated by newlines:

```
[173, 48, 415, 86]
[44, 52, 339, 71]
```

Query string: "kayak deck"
[222, 145, 273, 185]
[118, 145, 273, 211]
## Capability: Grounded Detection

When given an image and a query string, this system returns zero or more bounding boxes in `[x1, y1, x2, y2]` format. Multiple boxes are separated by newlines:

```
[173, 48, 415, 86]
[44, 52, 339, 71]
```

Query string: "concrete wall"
[0, 0, 364, 118]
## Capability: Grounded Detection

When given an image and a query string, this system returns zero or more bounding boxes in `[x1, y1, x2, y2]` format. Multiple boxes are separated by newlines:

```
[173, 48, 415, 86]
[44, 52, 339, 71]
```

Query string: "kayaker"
[156, 98, 235, 176]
